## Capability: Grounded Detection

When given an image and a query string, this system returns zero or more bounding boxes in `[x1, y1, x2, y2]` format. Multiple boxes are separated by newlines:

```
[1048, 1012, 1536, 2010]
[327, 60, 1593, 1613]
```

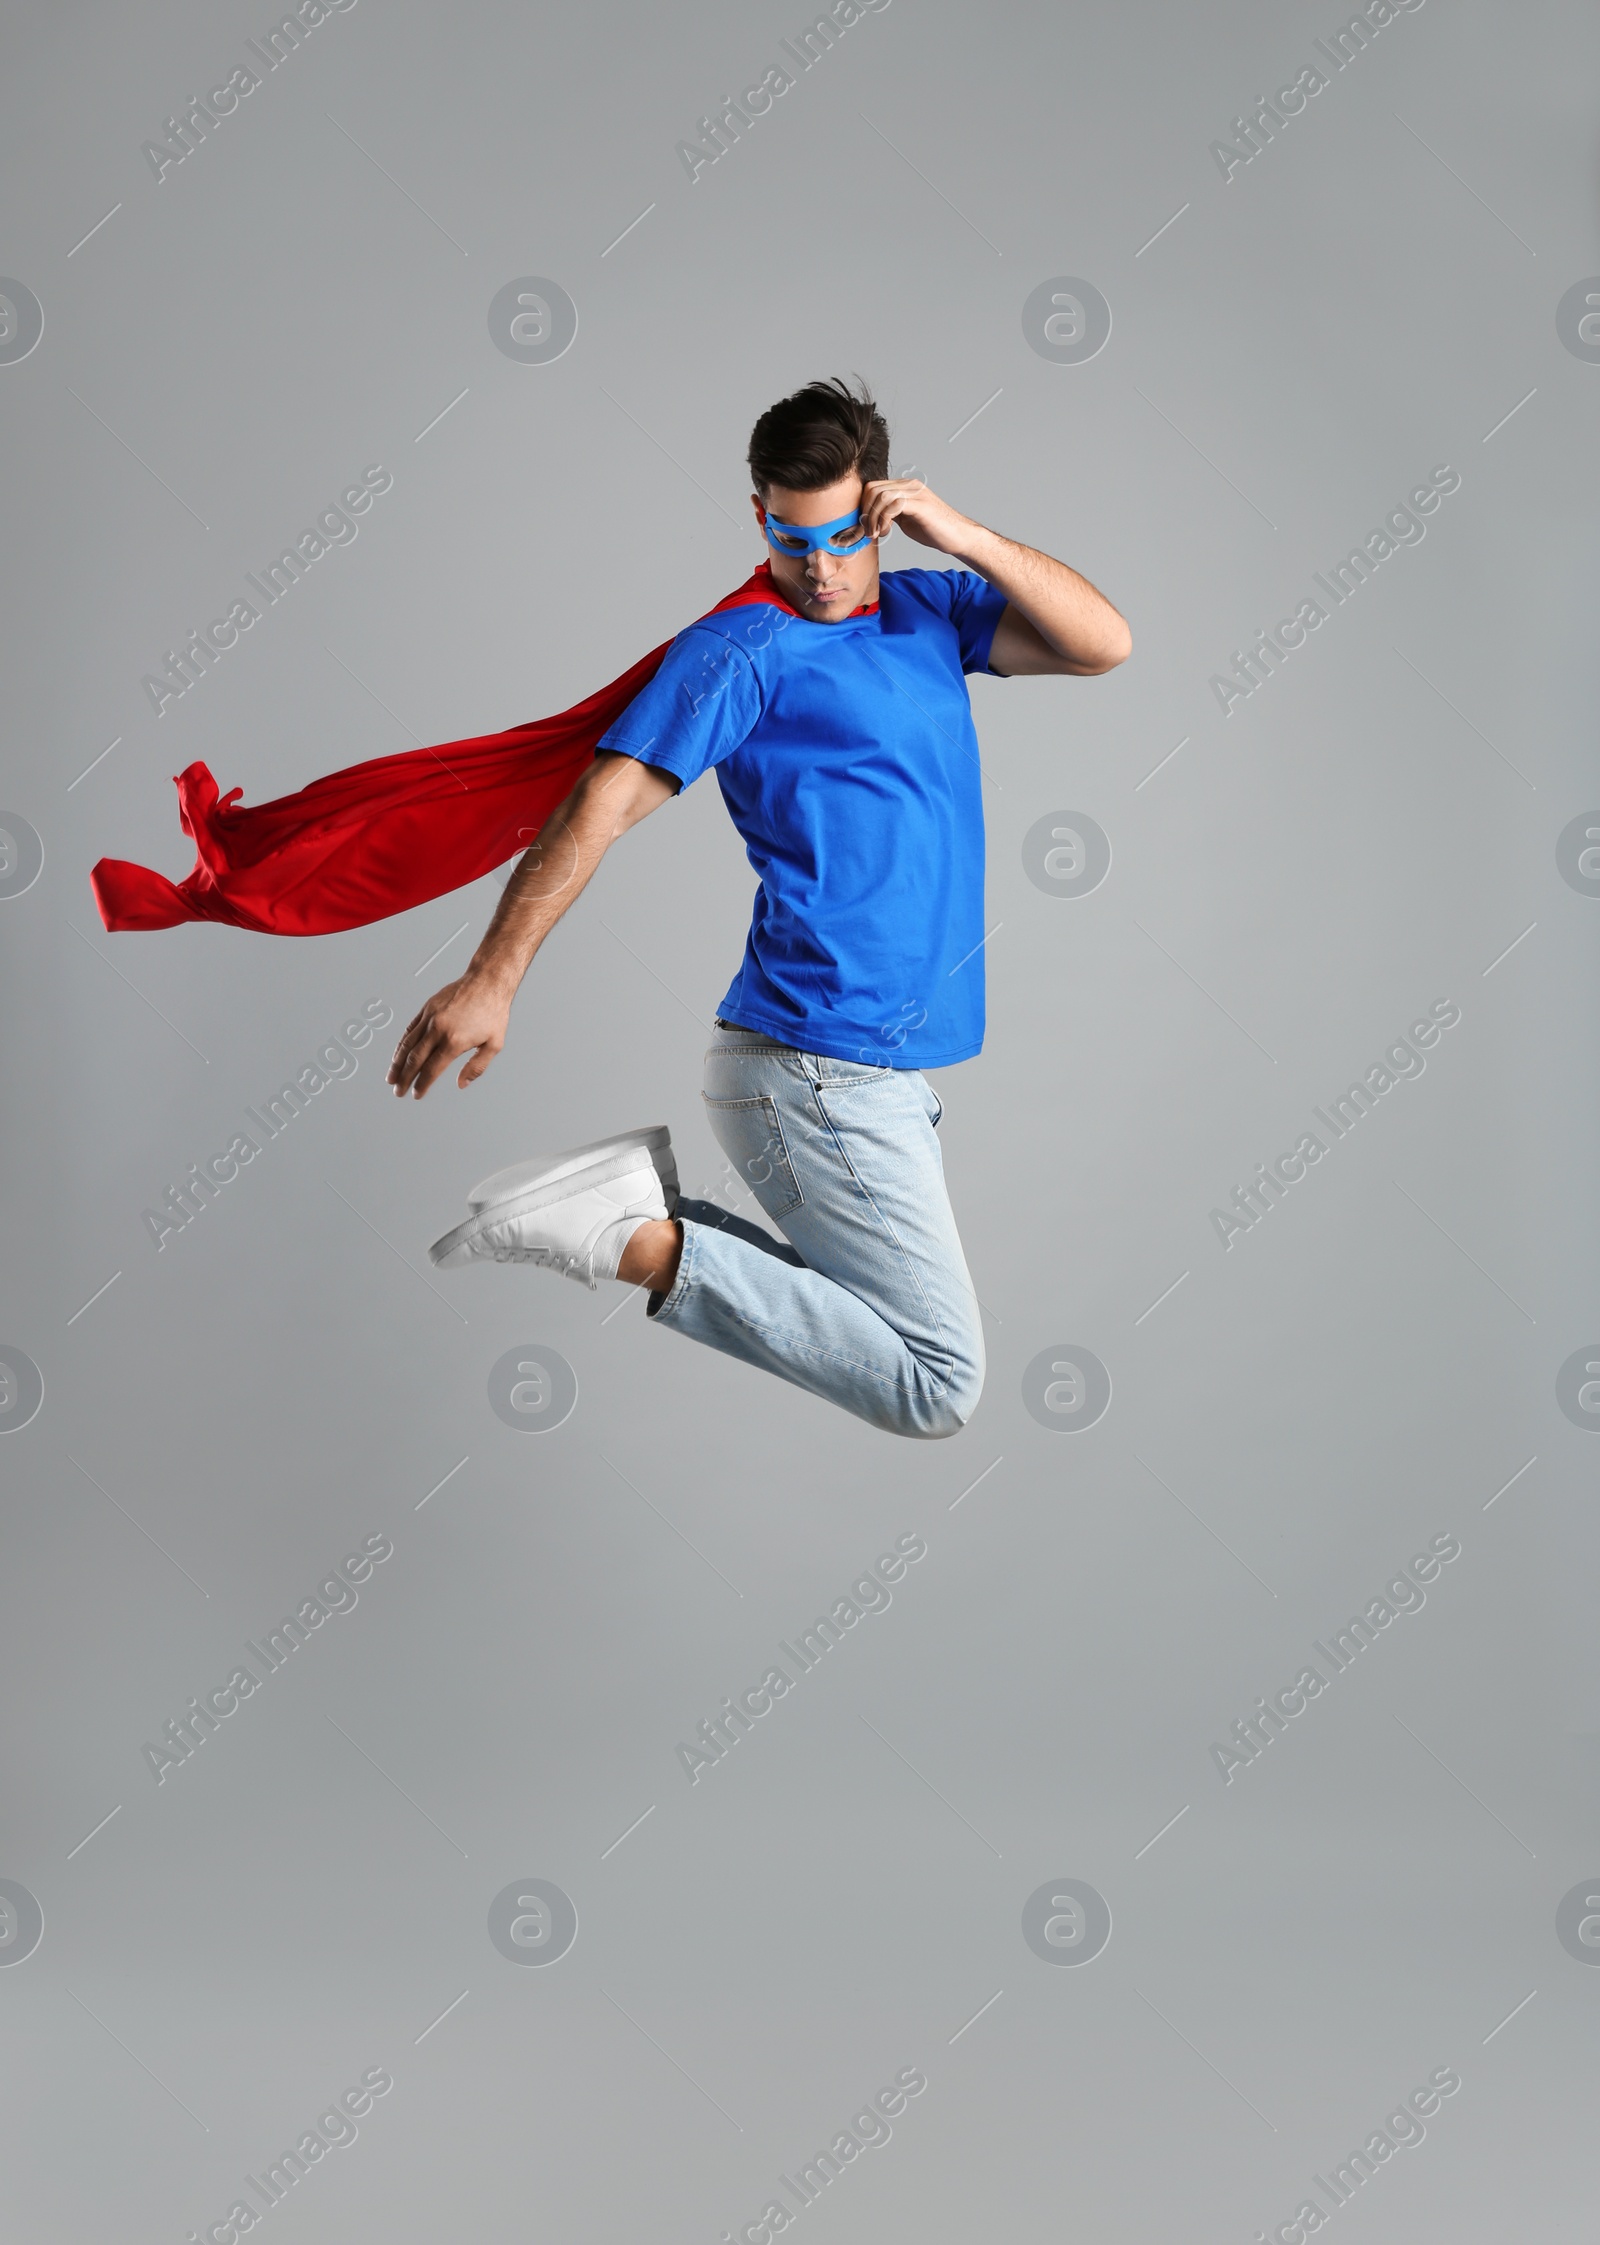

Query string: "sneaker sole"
[430, 1142, 670, 1269]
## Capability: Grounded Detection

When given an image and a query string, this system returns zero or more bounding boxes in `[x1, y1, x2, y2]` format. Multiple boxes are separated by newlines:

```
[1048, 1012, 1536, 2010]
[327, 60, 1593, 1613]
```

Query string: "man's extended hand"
[387, 973, 513, 1099]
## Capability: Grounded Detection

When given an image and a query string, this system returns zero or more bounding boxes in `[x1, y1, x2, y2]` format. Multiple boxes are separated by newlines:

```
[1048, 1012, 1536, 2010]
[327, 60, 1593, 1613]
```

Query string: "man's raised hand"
[387, 975, 513, 1099]
[857, 477, 975, 556]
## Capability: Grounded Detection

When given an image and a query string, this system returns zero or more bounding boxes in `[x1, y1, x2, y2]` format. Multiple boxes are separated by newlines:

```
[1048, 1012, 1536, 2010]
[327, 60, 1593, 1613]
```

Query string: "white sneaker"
[429, 1127, 676, 1287]
[466, 1125, 677, 1213]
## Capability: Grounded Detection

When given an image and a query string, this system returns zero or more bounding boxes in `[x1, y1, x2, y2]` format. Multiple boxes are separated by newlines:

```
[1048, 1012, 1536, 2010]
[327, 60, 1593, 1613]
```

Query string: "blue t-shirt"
[596, 566, 1007, 1068]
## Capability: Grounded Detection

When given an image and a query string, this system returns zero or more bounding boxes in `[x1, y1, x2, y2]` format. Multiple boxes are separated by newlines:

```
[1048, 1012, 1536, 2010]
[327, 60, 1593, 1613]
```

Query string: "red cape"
[91, 565, 825, 937]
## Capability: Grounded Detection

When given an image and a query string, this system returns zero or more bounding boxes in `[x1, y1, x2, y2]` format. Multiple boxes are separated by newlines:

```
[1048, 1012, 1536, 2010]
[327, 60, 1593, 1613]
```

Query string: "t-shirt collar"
[753, 558, 880, 621]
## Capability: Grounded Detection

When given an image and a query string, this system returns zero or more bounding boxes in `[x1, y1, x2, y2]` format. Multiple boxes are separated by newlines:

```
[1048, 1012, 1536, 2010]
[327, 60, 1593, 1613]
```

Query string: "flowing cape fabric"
[90, 566, 804, 937]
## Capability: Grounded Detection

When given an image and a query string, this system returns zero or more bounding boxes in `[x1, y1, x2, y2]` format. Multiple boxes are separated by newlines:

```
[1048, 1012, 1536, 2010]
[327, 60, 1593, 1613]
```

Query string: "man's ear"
[749, 493, 767, 528]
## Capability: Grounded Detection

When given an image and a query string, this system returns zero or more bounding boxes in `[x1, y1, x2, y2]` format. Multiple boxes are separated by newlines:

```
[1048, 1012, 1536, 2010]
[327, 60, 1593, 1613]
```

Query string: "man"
[389, 378, 1130, 1437]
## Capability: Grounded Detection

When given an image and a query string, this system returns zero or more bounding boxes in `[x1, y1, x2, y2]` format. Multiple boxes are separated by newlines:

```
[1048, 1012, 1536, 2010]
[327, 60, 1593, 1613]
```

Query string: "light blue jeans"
[647, 1022, 985, 1438]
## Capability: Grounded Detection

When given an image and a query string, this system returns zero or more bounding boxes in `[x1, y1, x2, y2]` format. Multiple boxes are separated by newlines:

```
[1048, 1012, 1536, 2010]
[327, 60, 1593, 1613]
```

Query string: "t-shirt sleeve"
[899, 566, 1010, 675]
[595, 623, 763, 789]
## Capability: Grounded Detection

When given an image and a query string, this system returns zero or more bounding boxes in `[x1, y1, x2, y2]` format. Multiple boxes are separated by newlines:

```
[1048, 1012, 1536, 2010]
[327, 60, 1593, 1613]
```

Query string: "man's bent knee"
[894, 1350, 985, 1441]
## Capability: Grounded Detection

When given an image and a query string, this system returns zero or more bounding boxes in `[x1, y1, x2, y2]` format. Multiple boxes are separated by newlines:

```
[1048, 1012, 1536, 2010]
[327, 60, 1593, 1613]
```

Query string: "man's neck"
[756, 557, 881, 620]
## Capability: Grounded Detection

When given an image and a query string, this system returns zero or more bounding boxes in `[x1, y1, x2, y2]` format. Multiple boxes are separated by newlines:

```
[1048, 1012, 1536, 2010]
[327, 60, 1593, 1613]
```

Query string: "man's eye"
[828, 524, 867, 548]
[772, 531, 808, 552]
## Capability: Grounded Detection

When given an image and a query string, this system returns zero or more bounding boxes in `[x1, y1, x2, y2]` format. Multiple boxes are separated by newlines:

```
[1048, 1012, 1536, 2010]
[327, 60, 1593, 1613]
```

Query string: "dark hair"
[747, 375, 890, 498]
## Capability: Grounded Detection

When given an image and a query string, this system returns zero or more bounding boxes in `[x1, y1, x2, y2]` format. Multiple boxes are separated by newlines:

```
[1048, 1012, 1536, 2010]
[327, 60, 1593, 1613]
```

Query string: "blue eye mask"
[761, 506, 876, 558]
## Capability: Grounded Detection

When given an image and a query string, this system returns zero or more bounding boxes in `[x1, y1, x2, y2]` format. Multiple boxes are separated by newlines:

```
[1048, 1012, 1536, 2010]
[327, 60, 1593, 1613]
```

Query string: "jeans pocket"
[701, 1092, 804, 1219]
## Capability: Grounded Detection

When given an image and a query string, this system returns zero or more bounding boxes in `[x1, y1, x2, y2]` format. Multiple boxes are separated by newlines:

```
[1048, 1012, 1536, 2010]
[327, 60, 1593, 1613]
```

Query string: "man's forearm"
[462, 767, 621, 994]
[389, 752, 672, 1098]
[957, 522, 1130, 669]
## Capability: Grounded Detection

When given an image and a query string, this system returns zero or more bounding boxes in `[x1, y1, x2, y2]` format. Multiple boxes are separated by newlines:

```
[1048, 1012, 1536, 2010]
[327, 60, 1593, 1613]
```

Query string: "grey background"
[2, 0, 1597, 2236]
